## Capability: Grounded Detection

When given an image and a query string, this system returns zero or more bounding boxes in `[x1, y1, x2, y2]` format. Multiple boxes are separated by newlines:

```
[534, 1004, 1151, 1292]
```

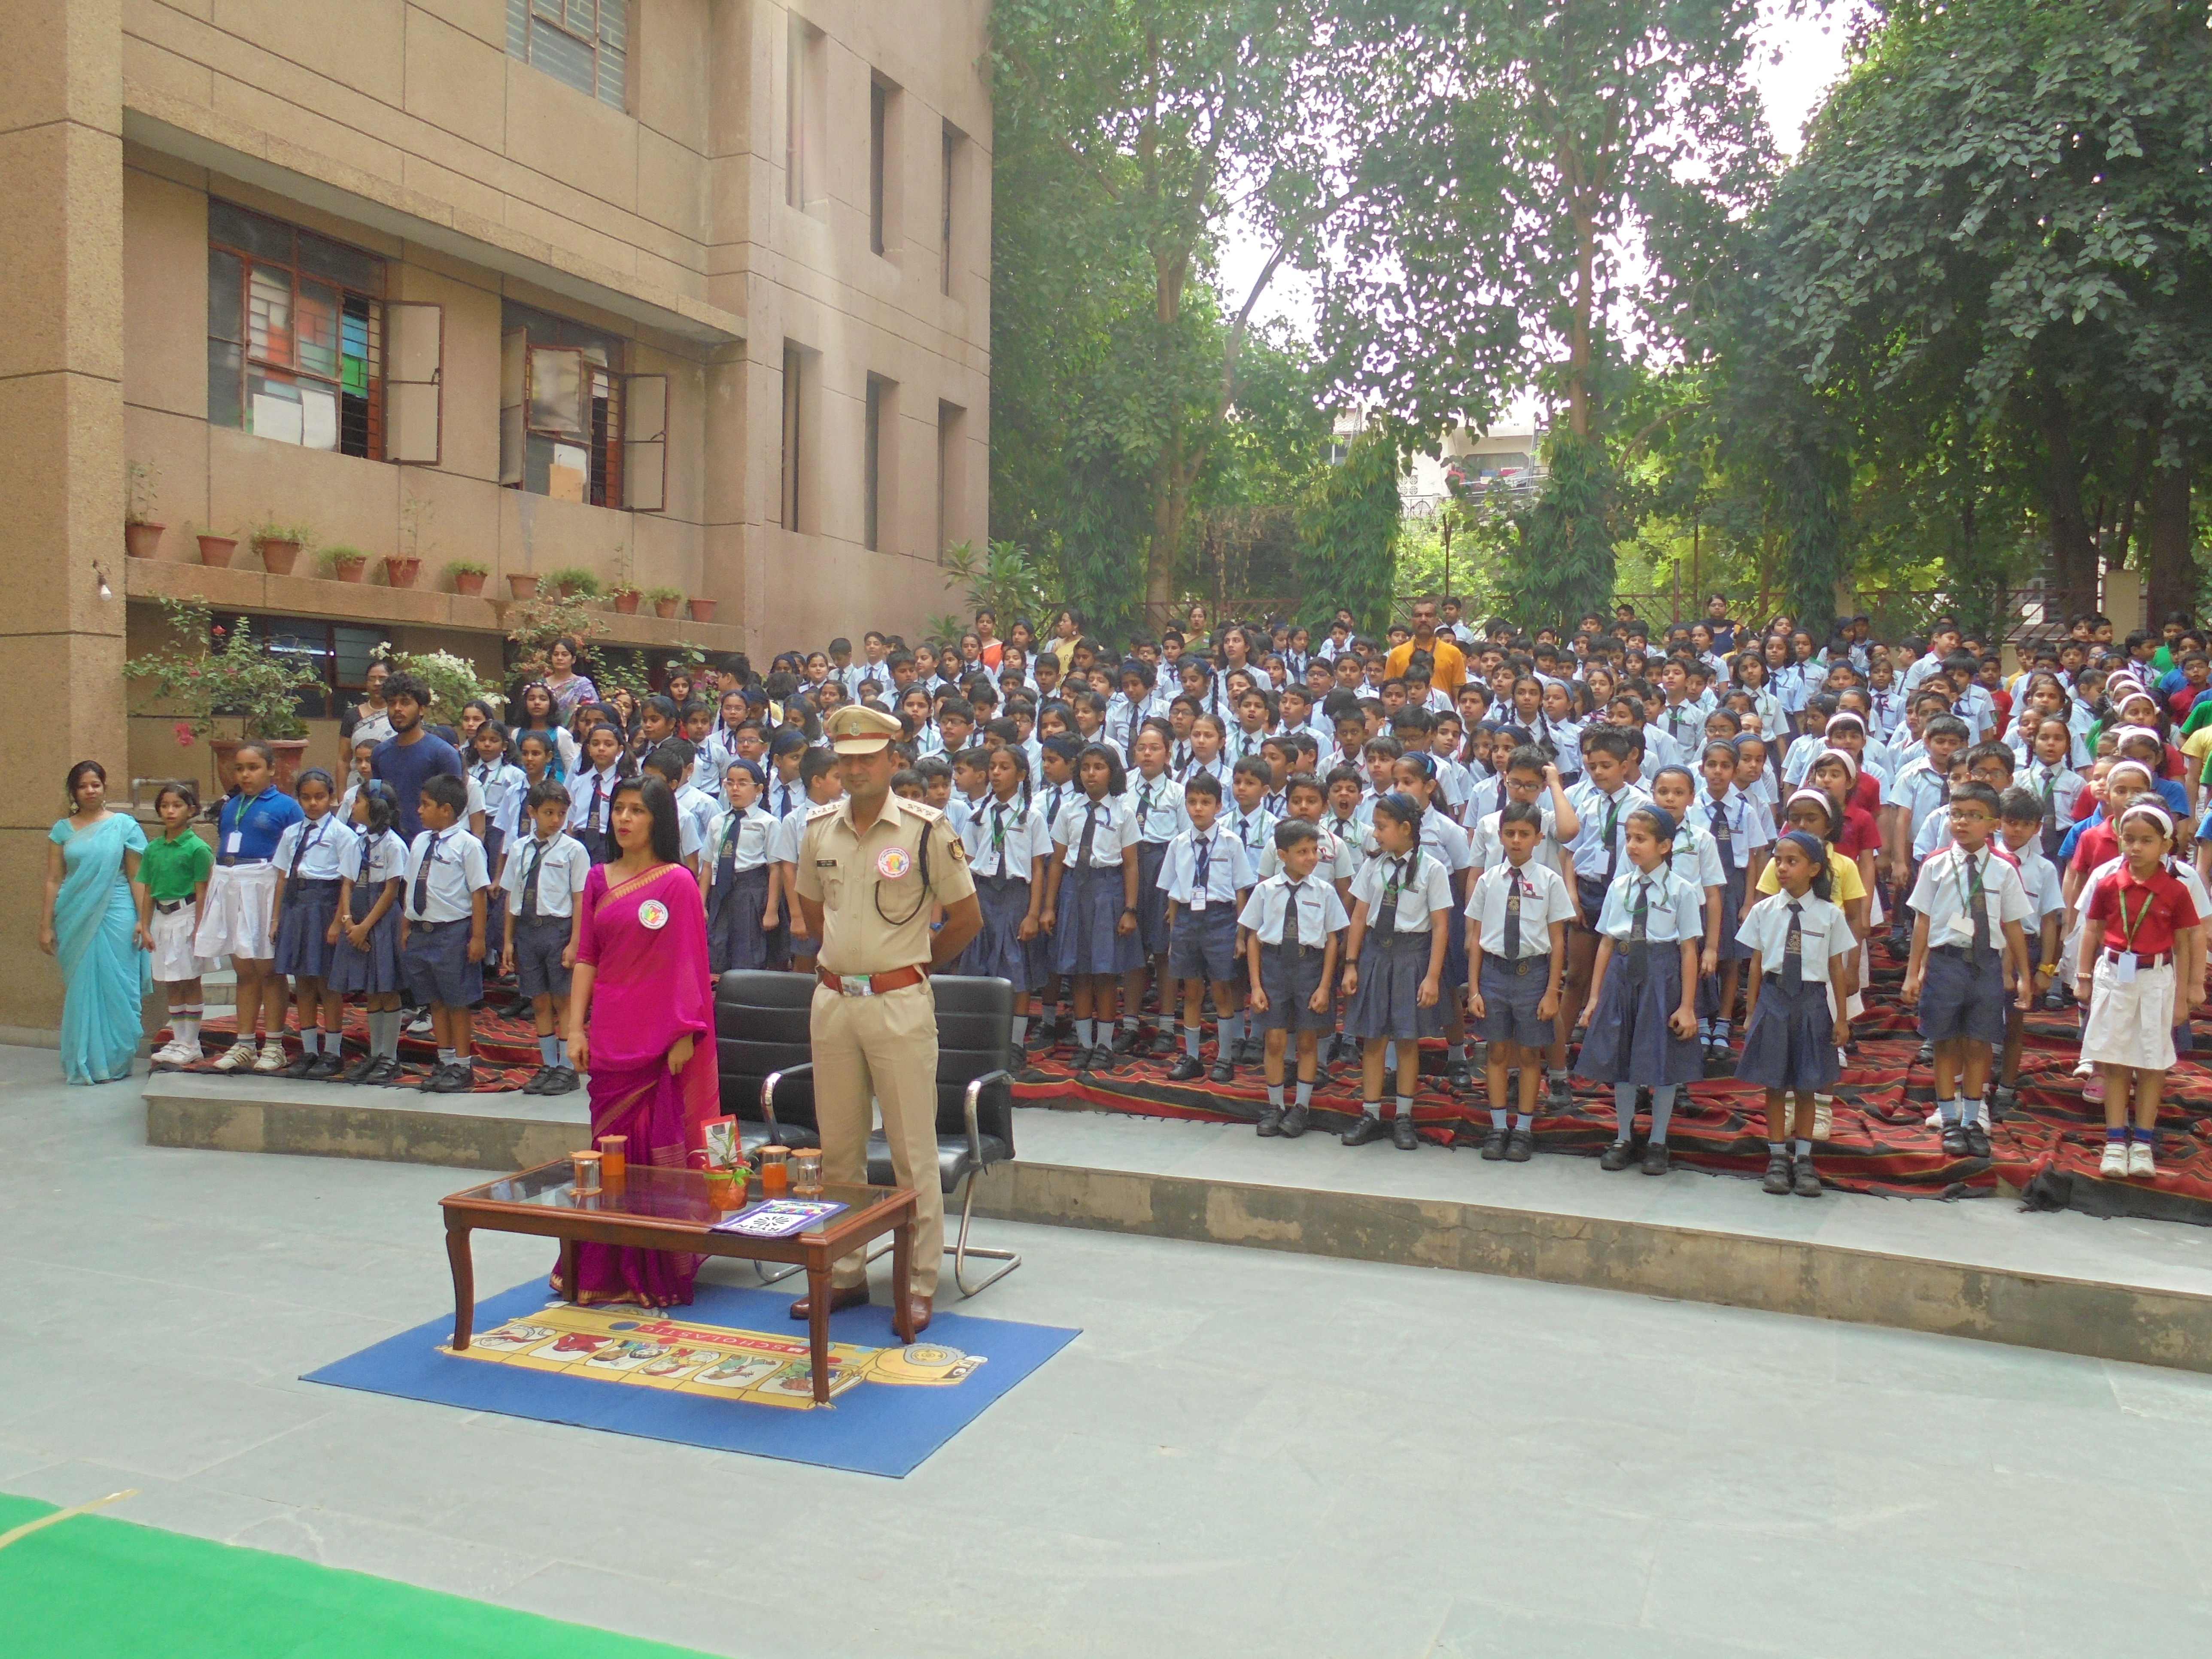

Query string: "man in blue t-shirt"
[370, 672, 464, 841]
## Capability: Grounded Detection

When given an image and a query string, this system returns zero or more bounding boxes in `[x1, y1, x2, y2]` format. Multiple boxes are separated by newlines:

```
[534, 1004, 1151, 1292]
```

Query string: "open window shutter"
[623, 374, 667, 512]
[527, 345, 588, 437]
[383, 302, 443, 464]
[500, 328, 527, 486]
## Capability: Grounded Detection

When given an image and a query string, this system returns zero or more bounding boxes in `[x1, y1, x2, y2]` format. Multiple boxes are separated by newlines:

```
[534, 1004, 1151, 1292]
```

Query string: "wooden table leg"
[805, 1252, 832, 1406]
[446, 1223, 475, 1349]
[891, 1215, 915, 1345]
[559, 1237, 578, 1304]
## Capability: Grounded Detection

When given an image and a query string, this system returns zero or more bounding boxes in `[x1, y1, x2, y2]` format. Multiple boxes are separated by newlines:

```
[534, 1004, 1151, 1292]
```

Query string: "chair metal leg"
[754, 1259, 803, 1285]
[949, 1170, 1019, 1299]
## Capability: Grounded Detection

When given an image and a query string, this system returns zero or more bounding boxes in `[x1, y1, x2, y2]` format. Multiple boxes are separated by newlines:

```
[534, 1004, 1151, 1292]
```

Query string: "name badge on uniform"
[1946, 915, 1975, 946]
[1188, 895, 1205, 912]
[2114, 952, 2138, 985]
[225, 831, 242, 854]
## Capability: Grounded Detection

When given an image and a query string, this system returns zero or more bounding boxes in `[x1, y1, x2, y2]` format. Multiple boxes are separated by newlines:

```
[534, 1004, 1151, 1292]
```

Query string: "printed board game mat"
[303, 1277, 1080, 1479]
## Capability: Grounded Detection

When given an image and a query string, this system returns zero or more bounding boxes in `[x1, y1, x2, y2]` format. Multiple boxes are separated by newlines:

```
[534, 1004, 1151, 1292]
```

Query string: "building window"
[210, 614, 389, 720]
[942, 125, 961, 295]
[938, 400, 964, 561]
[207, 201, 383, 457]
[869, 83, 888, 256]
[780, 344, 805, 530]
[864, 377, 884, 550]
[500, 302, 626, 507]
[786, 16, 823, 212]
[506, 0, 628, 110]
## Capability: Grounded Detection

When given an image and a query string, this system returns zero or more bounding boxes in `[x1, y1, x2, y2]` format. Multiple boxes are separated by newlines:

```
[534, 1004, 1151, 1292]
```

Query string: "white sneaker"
[1924, 1107, 1945, 1128]
[2100, 1142, 2128, 1178]
[212, 1040, 257, 1072]
[1812, 1098, 1834, 1142]
[2074, 1058, 2096, 1078]
[252, 1043, 287, 1073]
[2128, 1142, 2156, 1179]
[154, 1039, 194, 1067]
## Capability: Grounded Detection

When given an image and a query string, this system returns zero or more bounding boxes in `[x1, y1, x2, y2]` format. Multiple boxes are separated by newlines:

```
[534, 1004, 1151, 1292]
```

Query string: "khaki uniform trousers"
[809, 980, 943, 1296]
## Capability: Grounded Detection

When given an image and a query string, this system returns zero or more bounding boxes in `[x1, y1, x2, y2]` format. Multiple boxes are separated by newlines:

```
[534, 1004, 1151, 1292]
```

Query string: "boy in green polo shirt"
[136, 782, 216, 1066]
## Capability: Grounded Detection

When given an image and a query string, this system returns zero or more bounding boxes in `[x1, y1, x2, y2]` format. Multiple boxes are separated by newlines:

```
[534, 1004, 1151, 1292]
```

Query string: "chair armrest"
[962, 1070, 1015, 1167]
[760, 1062, 813, 1125]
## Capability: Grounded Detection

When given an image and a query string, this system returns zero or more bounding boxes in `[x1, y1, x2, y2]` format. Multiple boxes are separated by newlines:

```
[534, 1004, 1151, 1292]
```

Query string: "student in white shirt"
[1465, 802, 1576, 1162]
[1042, 744, 1143, 1072]
[500, 779, 591, 1094]
[704, 758, 784, 975]
[1242, 820, 1349, 1136]
[1123, 723, 1191, 1057]
[401, 772, 491, 1093]
[268, 767, 359, 1079]
[774, 748, 843, 974]
[1161, 771, 1255, 1085]
[954, 746, 1053, 1052]
[565, 724, 626, 863]
[1993, 785, 2069, 1112]
[1339, 794, 1455, 1149]
[1737, 830, 1857, 1197]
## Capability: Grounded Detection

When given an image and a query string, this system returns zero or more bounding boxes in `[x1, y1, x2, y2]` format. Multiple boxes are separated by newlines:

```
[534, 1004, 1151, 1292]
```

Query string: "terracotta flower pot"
[125, 522, 164, 559]
[507, 572, 541, 599]
[558, 579, 590, 598]
[384, 556, 422, 589]
[329, 556, 367, 583]
[653, 597, 681, 619]
[255, 538, 301, 576]
[688, 598, 717, 623]
[611, 590, 641, 615]
[453, 570, 487, 596]
[197, 534, 237, 568]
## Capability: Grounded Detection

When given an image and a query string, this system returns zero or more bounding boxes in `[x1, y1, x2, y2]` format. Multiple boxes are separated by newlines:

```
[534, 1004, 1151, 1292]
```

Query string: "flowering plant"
[370, 643, 502, 726]
[124, 597, 319, 741]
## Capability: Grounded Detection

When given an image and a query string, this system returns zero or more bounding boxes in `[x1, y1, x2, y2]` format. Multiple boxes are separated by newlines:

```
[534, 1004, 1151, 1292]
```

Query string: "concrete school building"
[1, 0, 992, 1038]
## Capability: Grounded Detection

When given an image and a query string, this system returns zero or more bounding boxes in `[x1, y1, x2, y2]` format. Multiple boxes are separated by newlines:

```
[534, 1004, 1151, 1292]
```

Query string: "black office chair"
[712, 970, 1022, 1298]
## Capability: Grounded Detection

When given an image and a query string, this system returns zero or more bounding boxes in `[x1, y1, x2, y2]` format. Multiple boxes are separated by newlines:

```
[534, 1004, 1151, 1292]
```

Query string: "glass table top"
[450, 1161, 891, 1230]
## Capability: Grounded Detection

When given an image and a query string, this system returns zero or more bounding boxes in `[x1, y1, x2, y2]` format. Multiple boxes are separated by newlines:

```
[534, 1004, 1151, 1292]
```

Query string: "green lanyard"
[1952, 849, 1984, 917]
[2115, 884, 2152, 952]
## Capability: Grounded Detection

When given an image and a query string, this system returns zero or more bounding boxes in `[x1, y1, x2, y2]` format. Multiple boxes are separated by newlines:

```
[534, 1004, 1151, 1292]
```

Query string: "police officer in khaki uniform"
[792, 704, 980, 1333]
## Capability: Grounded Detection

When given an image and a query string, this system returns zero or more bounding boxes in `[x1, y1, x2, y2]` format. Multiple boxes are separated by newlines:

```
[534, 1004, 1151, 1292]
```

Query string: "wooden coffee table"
[441, 1163, 917, 1405]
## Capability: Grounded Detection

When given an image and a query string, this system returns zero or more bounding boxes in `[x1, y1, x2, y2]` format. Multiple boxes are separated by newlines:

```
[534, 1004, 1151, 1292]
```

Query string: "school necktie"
[989, 803, 1008, 875]
[1044, 786, 1064, 830]
[774, 782, 790, 820]
[290, 820, 320, 879]
[1376, 857, 1407, 935]
[1193, 833, 1213, 902]
[522, 839, 546, 920]
[2038, 767, 2059, 836]
[1603, 796, 1622, 882]
[588, 773, 605, 834]
[1076, 802, 1100, 869]
[1707, 799, 1735, 876]
[1967, 852, 1993, 964]
[1783, 900, 1804, 990]
[413, 833, 443, 917]
[1625, 878, 1651, 987]
[1138, 781, 1155, 836]
[1282, 879, 1301, 951]
[1502, 868, 1523, 959]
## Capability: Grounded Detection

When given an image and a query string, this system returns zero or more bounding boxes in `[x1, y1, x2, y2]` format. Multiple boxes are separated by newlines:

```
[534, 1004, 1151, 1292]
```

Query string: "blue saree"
[50, 813, 149, 1084]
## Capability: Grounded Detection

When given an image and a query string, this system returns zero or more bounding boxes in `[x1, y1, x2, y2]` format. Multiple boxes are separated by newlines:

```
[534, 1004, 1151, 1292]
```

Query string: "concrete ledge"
[967, 1161, 2212, 1375]
[145, 1076, 586, 1171]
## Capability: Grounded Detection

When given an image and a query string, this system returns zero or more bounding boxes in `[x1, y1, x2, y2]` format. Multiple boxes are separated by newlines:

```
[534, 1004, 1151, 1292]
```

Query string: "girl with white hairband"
[2077, 799, 2203, 1181]
[1751, 786, 1872, 1139]
[2107, 724, 2188, 817]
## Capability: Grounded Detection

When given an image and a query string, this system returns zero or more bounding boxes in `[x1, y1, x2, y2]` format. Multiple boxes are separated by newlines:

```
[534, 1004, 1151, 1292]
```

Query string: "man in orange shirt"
[1385, 598, 1468, 694]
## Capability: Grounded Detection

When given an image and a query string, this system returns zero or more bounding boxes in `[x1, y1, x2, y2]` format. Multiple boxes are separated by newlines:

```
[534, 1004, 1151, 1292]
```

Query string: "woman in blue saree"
[39, 761, 150, 1085]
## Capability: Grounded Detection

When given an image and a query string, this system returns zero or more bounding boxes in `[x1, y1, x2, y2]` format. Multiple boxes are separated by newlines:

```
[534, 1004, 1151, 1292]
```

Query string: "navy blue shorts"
[404, 917, 484, 1009]
[510, 913, 573, 1000]
[1477, 952, 1554, 1050]
[1918, 945, 2005, 1047]
[1167, 903, 1240, 984]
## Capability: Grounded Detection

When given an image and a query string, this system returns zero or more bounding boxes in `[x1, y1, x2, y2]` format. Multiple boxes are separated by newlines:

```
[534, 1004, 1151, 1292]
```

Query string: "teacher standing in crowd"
[40, 761, 150, 1086]
[793, 705, 980, 1334]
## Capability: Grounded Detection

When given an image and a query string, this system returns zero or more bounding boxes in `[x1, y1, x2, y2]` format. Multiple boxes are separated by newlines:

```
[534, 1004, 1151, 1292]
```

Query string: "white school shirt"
[1654, 701, 1705, 755]
[1593, 864, 1704, 945]
[709, 804, 778, 874]
[1051, 794, 1141, 869]
[1884, 756, 1948, 830]
[1906, 842, 2034, 942]
[468, 760, 526, 834]
[1468, 805, 1568, 880]
[1667, 820, 1727, 895]
[1563, 779, 1653, 887]
[2016, 757, 2087, 827]
[1864, 686, 1907, 740]
[565, 765, 623, 836]
[2009, 842, 2066, 932]
[1033, 780, 1079, 836]
[1914, 799, 1958, 860]
[1238, 873, 1350, 945]
[1734, 891, 1853, 984]
[346, 827, 407, 890]
[770, 802, 817, 866]
[1692, 788, 1776, 873]
[960, 795, 1052, 881]
[1465, 859, 1576, 959]
[273, 814, 358, 882]
[500, 830, 591, 918]
[403, 827, 489, 924]
[1257, 822, 1358, 884]
[670, 783, 720, 859]
[1347, 848, 1455, 933]
[1162, 826, 1255, 909]
[1123, 772, 1190, 844]
[1224, 804, 1277, 863]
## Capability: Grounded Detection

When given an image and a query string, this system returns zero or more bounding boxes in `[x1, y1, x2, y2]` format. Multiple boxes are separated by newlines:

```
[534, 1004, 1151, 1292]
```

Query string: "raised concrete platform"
[143, 1076, 2212, 1374]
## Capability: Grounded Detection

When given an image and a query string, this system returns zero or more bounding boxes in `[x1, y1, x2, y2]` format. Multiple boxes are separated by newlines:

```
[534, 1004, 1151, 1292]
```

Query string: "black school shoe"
[1445, 1059, 1474, 1093]
[541, 1066, 580, 1095]
[340, 1054, 382, 1084]
[1600, 1139, 1639, 1172]
[1165, 1055, 1205, 1083]
[1915, 1041, 1935, 1066]
[1792, 1156, 1823, 1197]
[306, 1050, 347, 1081]
[1641, 1142, 1671, 1176]
[1940, 1122, 1970, 1158]
[1762, 1151, 1793, 1194]
[1209, 1057, 1234, 1084]
[1391, 1115, 1420, 1151]
[1342, 1114, 1389, 1147]
[1148, 1030, 1179, 1057]
[1547, 1073, 1573, 1111]
[1964, 1122, 1992, 1159]
[1505, 1127, 1535, 1162]
[1481, 1124, 1510, 1160]
[1255, 1106, 1284, 1137]
[1987, 1085, 2018, 1119]
[1279, 1104, 1309, 1139]
[280, 1049, 318, 1079]
[424, 1062, 475, 1094]
[1109, 1026, 1137, 1055]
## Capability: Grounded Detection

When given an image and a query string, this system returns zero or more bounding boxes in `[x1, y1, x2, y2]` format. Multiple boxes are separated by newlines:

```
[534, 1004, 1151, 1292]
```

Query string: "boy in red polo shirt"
[2079, 801, 2201, 1180]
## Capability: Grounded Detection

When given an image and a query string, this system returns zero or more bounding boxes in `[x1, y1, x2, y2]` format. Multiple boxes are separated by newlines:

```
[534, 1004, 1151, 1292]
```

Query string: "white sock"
[1395, 1094, 1415, 1119]
[438, 1047, 456, 1066]
[1514, 1113, 1532, 1131]
[300, 1029, 321, 1057]
[1267, 1084, 1285, 1108]
[1361, 1101, 1380, 1118]
[1184, 1024, 1202, 1057]
[1960, 1096, 1984, 1127]
[1294, 1080, 1313, 1107]
[1490, 1107, 1510, 1129]
[1121, 1015, 1139, 1031]
[1795, 1138, 1814, 1158]
[1076, 1018, 1096, 1048]
[1448, 1042, 1467, 1063]
[539, 1034, 559, 1066]
[554, 1038, 569, 1067]
[1011, 1016, 1028, 1045]
[1158, 1014, 1174, 1037]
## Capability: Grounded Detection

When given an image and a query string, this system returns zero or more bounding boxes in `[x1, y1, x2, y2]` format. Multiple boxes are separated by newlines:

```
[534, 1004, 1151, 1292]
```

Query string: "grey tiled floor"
[8, 1045, 2212, 1657]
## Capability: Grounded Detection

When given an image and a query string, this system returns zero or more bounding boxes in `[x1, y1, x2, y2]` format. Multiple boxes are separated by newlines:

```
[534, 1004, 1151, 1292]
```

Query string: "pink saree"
[556, 860, 720, 1307]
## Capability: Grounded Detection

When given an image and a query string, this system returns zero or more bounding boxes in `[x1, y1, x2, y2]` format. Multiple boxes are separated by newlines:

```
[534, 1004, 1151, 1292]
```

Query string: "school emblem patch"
[638, 899, 670, 930]
[876, 846, 912, 880]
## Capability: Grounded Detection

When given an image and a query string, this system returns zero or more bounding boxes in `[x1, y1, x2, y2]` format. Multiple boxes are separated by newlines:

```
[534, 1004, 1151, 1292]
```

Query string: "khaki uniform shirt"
[796, 793, 976, 975]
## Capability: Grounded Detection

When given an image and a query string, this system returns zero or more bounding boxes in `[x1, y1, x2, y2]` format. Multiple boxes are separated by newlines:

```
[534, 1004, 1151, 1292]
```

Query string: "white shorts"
[194, 863, 278, 963]
[149, 905, 219, 983]
[2080, 959, 2175, 1072]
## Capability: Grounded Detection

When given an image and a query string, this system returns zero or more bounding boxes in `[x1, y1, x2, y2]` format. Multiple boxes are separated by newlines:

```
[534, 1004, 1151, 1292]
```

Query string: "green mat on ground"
[0, 1493, 712, 1659]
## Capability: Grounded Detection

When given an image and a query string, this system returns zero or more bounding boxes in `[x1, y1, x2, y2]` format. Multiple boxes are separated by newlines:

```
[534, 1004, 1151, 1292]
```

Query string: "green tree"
[1294, 428, 1401, 632]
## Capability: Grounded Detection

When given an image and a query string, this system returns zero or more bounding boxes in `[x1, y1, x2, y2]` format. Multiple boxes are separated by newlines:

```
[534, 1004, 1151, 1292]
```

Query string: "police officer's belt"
[818, 966, 928, 997]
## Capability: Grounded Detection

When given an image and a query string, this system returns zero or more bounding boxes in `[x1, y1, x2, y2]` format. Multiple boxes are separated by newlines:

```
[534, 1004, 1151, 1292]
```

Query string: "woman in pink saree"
[559, 775, 720, 1307]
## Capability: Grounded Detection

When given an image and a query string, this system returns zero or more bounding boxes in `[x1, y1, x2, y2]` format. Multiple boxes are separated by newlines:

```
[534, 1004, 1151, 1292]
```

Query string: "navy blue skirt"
[1344, 926, 1444, 1041]
[1055, 865, 1142, 976]
[1256, 941, 1331, 1032]
[273, 878, 342, 979]
[326, 882, 402, 996]
[1735, 974, 1839, 1092]
[960, 874, 1043, 988]
[708, 863, 783, 975]
[1574, 941, 1702, 1086]
[1133, 842, 1173, 956]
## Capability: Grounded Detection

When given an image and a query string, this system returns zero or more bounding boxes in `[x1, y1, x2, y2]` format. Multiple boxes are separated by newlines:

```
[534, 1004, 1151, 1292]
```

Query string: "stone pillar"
[0, 0, 126, 1038]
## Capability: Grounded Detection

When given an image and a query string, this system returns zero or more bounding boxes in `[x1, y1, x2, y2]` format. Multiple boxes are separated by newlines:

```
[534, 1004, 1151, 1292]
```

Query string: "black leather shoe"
[788, 1284, 869, 1319]
[1445, 1060, 1474, 1092]
[1110, 1026, 1137, 1055]
[1209, 1058, 1234, 1084]
[520, 1065, 553, 1095]
[1279, 1104, 1309, 1138]
[1964, 1122, 1991, 1159]
[1600, 1139, 1638, 1172]
[1987, 1085, 2017, 1119]
[1792, 1156, 1823, 1197]
[1547, 1073, 1573, 1111]
[1391, 1115, 1420, 1150]
[280, 1050, 317, 1079]
[1165, 1056, 1205, 1082]
[306, 1051, 347, 1080]
[1505, 1127, 1535, 1162]
[1341, 1114, 1388, 1147]
[340, 1054, 381, 1084]
[1641, 1142, 1671, 1176]
[1149, 1031, 1178, 1056]
[1940, 1123, 1969, 1158]
[1255, 1106, 1284, 1137]
[1762, 1151, 1793, 1194]
[1237, 1039, 1264, 1067]
[1087, 1044, 1118, 1074]
[1481, 1124, 1509, 1160]
[425, 1063, 475, 1094]
[1915, 1042, 1935, 1066]
[542, 1066, 580, 1095]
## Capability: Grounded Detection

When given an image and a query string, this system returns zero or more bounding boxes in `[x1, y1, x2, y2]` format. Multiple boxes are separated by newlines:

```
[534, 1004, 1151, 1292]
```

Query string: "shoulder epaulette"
[806, 801, 841, 821]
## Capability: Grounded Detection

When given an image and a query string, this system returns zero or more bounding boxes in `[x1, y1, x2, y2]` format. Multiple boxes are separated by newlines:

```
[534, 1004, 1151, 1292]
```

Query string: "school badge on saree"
[638, 899, 670, 930]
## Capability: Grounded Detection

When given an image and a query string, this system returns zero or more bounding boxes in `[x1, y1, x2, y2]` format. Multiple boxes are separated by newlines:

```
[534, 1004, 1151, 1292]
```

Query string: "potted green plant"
[124, 461, 164, 559]
[251, 517, 310, 576]
[124, 596, 322, 792]
[646, 584, 684, 620]
[320, 544, 369, 582]
[507, 570, 541, 599]
[190, 523, 238, 568]
[607, 580, 643, 615]
[384, 553, 422, 589]
[369, 644, 502, 728]
[447, 559, 489, 597]
[547, 566, 602, 599]
[688, 596, 717, 623]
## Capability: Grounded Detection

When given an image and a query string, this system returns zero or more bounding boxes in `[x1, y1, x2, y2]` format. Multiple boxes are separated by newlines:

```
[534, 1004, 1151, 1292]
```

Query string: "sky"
[1214, 0, 1856, 432]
